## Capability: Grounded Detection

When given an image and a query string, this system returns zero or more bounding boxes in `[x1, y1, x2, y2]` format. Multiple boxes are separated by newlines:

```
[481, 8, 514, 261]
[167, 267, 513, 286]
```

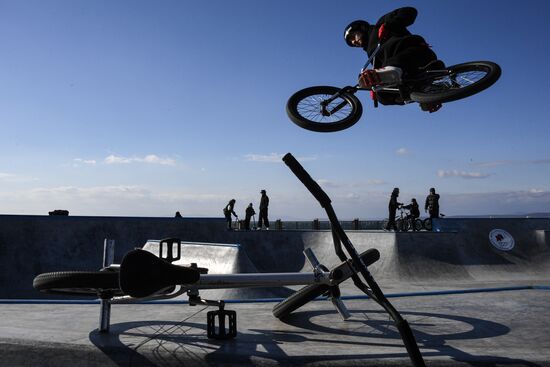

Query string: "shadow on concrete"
[281, 309, 540, 367]
[88, 308, 541, 366]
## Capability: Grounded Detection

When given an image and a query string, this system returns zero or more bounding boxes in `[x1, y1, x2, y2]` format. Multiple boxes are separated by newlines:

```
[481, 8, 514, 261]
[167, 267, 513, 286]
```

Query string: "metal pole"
[99, 239, 115, 333]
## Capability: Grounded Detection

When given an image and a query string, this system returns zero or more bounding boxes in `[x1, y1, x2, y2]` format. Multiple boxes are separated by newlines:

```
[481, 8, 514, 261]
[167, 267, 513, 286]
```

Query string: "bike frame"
[320, 41, 449, 116]
[108, 270, 325, 305]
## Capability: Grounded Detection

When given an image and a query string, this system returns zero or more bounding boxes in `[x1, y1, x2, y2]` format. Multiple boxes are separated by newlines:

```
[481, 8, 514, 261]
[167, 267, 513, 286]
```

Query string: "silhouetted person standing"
[258, 189, 270, 230]
[244, 203, 256, 230]
[425, 188, 440, 218]
[223, 199, 238, 230]
[385, 188, 403, 231]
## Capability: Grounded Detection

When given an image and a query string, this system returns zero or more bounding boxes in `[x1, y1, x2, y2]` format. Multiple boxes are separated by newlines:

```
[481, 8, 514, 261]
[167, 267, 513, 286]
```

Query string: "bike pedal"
[207, 309, 237, 340]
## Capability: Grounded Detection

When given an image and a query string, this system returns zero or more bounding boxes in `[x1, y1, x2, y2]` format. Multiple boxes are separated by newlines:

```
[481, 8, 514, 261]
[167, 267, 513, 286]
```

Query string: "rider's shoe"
[359, 66, 402, 89]
[419, 102, 442, 113]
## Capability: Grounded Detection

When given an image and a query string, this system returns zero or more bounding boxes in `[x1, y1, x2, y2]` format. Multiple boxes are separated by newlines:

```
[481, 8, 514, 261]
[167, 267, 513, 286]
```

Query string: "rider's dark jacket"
[403, 202, 420, 218]
[425, 193, 440, 217]
[245, 206, 256, 220]
[361, 7, 437, 74]
[388, 194, 402, 213]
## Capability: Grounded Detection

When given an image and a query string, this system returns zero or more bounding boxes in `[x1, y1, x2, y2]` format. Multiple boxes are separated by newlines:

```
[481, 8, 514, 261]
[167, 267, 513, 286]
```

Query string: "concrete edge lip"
[3, 284, 549, 304]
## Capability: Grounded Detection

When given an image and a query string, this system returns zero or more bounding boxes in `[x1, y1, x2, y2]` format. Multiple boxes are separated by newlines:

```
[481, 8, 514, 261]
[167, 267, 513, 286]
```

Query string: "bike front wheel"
[33, 271, 122, 297]
[286, 86, 363, 132]
[410, 61, 501, 104]
[272, 283, 331, 319]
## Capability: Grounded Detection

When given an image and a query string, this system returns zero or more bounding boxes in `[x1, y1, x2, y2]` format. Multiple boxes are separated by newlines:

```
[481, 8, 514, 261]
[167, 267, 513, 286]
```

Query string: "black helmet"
[344, 20, 370, 47]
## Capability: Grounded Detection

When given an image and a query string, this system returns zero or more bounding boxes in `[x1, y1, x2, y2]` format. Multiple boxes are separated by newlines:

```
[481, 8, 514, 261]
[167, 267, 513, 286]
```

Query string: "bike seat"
[120, 249, 200, 298]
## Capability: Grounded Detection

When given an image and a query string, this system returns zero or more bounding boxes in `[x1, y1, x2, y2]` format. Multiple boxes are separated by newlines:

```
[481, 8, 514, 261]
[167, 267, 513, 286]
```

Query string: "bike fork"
[320, 86, 358, 116]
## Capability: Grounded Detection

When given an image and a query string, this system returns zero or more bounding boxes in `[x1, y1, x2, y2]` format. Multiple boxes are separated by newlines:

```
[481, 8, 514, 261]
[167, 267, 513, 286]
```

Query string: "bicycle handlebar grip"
[283, 153, 331, 208]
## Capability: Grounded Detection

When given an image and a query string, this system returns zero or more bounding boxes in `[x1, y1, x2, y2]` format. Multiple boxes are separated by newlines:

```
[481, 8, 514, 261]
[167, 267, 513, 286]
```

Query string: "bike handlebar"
[283, 153, 331, 208]
[283, 152, 426, 367]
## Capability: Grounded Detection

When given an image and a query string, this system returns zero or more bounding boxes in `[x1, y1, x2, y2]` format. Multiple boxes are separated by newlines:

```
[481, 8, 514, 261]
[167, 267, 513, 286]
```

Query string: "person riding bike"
[344, 7, 444, 113]
[402, 198, 420, 231]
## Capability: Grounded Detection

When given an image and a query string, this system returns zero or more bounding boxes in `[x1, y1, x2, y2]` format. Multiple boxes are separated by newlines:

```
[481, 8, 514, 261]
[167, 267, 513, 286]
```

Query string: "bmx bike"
[381, 206, 422, 232]
[33, 153, 427, 366]
[422, 213, 446, 231]
[286, 40, 501, 132]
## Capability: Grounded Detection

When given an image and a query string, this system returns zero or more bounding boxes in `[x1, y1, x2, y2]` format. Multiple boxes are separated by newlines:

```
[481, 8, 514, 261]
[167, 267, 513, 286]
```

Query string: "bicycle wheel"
[410, 61, 501, 104]
[396, 219, 407, 232]
[413, 219, 423, 231]
[273, 248, 380, 319]
[286, 86, 363, 132]
[423, 218, 432, 231]
[33, 271, 122, 297]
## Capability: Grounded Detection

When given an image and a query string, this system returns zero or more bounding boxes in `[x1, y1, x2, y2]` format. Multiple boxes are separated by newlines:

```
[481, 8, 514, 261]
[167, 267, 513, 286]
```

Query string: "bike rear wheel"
[396, 219, 407, 232]
[423, 218, 433, 231]
[286, 86, 362, 132]
[33, 271, 122, 297]
[410, 61, 501, 104]
[413, 219, 423, 231]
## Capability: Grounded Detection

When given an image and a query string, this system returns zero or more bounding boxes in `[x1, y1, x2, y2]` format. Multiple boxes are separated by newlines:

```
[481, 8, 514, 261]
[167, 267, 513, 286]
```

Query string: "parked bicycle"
[33, 153, 427, 366]
[381, 206, 422, 232]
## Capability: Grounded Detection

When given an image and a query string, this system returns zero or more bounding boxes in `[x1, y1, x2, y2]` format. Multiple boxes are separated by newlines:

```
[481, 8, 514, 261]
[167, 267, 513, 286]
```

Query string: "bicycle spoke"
[419, 68, 488, 94]
[296, 94, 353, 124]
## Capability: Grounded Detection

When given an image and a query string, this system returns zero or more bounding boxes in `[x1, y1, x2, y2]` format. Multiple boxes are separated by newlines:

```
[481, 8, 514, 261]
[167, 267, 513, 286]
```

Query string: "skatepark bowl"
[1, 215, 549, 366]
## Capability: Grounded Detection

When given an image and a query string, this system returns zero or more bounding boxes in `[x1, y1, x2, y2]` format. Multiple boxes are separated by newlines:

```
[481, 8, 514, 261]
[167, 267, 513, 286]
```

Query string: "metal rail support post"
[99, 239, 115, 333]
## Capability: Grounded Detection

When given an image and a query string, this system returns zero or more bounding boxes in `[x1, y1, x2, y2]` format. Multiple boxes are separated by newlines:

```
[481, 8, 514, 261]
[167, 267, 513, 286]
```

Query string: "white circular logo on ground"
[489, 229, 515, 251]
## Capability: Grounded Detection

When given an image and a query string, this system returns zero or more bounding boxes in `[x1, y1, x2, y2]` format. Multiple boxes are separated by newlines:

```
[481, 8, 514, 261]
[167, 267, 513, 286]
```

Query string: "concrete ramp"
[211, 218, 550, 297]
[141, 240, 294, 299]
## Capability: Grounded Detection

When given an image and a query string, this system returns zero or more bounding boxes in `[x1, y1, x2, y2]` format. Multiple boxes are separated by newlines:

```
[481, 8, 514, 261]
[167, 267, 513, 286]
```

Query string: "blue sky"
[0, 0, 549, 219]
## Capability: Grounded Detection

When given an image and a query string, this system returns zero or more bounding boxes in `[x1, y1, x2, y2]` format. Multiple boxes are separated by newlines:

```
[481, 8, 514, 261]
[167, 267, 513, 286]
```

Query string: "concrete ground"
[1, 288, 549, 366]
[1, 218, 549, 366]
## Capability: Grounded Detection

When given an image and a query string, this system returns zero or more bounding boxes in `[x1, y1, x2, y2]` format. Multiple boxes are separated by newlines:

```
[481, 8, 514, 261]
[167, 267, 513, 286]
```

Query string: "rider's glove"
[358, 69, 381, 89]
[378, 23, 389, 41]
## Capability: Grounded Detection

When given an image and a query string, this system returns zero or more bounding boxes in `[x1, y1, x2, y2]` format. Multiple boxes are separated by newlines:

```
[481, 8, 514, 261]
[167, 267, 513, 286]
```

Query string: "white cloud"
[0, 172, 38, 183]
[73, 158, 97, 166]
[395, 147, 411, 156]
[317, 179, 339, 188]
[104, 154, 175, 166]
[471, 160, 512, 168]
[0, 172, 16, 180]
[365, 179, 386, 186]
[244, 153, 318, 163]
[472, 159, 550, 167]
[244, 153, 284, 162]
[437, 169, 491, 179]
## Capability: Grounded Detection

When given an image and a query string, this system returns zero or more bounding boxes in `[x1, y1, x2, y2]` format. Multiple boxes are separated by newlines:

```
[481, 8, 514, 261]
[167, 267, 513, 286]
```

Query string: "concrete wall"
[1, 215, 549, 299]
[0, 215, 225, 298]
